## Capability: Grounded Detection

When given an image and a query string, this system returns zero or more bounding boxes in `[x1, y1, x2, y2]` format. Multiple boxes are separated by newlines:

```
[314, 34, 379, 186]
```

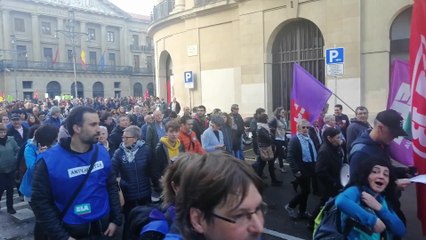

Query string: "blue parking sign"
[326, 48, 344, 64]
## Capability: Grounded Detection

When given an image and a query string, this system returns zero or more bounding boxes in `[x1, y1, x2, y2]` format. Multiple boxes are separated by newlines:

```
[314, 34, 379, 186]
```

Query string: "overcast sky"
[109, 0, 154, 16]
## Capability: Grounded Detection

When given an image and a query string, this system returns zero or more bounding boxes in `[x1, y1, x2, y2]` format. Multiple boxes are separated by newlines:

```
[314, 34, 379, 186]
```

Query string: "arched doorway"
[134, 82, 143, 97]
[390, 7, 411, 61]
[158, 51, 172, 103]
[93, 82, 104, 97]
[46, 81, 61, 98]
[271, 19, 325, 110]
[147, 82, 154, 96]
[71, 82, 84, 98]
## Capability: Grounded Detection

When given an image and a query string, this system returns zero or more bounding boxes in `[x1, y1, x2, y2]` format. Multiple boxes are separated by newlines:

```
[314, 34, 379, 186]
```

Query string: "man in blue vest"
[31, 106, 122, 239]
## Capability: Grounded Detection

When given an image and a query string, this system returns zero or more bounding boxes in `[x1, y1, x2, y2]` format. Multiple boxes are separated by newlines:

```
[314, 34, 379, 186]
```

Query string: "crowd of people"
[0, 96, 417, 240]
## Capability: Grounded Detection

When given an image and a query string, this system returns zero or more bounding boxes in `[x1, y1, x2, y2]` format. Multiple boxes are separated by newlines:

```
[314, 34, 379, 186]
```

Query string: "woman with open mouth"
[335, 157, 406, 239]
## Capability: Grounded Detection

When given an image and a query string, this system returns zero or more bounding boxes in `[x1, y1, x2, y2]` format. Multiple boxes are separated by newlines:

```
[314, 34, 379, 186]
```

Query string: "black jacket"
[257, 126, 274, 148]
[287, 136, 316, 177]
[346, 119, 371, 153]
[315, 141, 344, 197]
[153, 141, 185, 191]
[108, 126, 124, 151]
[7, 126, 29, 148]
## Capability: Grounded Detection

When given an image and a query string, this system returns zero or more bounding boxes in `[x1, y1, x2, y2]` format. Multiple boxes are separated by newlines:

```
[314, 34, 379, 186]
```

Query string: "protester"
[141, 114, 153, 141]
[7, 113, 29, 147]
[20, 124, 58, 239]
[269, 107, 288, 173]
[309, 127, 344, 229]
[250, 108, 266, 176]
[219, 112, 233, 153]
[98, 125, 115, 157]
[201, 115, 225, 152]
[165, 152, 265, 240]
[31, 106, 122, 239]
[112, 125, 152, 240]
[256, 113, 282, 186]
[349, 109, 414, 225]
[146, 110, 166, 152]
[192, 105, 209, 142]
[336, 157, 406, 239]
[43, 106, 62, 129]
[346, 106, 371, 153]
[286, 119, 317, 219]
[109, 114, 130, 151]
[334, 104, 350, 138]
[0, 123, 20, 214]
[178, 115, 205, 154]
[169, 97, 181, 115]
[229, 104, 245, 160]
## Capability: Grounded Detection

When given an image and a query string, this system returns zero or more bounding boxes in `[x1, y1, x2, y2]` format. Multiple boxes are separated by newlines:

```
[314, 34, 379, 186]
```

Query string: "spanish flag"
[80, 50, 87, 70]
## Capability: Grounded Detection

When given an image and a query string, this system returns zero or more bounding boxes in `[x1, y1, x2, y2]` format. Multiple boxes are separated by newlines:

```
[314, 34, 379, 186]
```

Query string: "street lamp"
[9, 35, 20, 100]
[55, 10, 88, 99]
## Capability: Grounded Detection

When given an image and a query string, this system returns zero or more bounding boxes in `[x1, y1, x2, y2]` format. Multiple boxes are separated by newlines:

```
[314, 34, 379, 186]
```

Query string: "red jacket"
[178, 129, 205, 154]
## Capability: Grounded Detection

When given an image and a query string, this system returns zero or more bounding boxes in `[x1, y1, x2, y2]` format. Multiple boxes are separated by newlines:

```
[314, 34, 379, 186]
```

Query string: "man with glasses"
[164, 153, 265, 240]
[346, 106, 371, 153]
[146, 110, 166, 153]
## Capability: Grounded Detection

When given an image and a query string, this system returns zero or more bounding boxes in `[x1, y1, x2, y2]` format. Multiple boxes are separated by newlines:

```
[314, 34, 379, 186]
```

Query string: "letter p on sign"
[326, 48, 344, 64]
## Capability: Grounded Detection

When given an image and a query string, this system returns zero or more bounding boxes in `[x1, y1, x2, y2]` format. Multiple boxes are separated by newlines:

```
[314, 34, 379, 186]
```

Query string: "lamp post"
[9, 35, 19, 100]
[55, 10, 88, 99]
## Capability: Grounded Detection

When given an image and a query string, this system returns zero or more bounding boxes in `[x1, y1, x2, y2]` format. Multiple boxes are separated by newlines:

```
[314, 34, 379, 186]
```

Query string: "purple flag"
[290, 63, 332, 134]
[387, 59, 413, 166]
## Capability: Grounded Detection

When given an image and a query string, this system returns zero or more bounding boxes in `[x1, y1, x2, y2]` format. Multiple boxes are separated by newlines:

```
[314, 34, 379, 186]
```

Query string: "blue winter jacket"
[112, 140, 152, 201]
[335, 186, 406, 239]
[19, 139, 38, 198]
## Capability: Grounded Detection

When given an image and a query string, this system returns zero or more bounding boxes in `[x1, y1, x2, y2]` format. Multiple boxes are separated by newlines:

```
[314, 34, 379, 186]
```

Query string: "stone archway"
[133, 82, 143, 97]
[157, 51, 172, 102]
[93, 82, 104, 97]
[71, 81, 84, 98]
[271, 19, 325, 111]
[46, 81, 61, 98]
[390, 7, 412, 62]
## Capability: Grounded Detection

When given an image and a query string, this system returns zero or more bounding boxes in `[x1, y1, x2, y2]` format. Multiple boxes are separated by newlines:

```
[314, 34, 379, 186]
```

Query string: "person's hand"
[104, 222, 118, 237]
[373, 218, 386, 233]
[295, 171, 302, 177]
[361, 191, 382, 211]
[395, 178, 411, 189]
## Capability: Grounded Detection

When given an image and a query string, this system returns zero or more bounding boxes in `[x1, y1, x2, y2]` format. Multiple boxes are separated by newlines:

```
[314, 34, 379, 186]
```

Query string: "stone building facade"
[149, 0, 412, 116]
[0, 0, 154, 100]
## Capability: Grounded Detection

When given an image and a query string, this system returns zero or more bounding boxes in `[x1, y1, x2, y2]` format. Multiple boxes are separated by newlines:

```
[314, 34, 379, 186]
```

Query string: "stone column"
[100, 24, 106, 54]
[57, 17, 66, 62]
[174, 0, 185, 12]
[32, 14, 41, 61]
[120, 26, 127, 66]
[2, 10, 11, 56]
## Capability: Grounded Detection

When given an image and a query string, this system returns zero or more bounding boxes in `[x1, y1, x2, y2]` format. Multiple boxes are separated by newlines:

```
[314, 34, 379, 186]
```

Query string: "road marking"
[264, 228, 306, 240]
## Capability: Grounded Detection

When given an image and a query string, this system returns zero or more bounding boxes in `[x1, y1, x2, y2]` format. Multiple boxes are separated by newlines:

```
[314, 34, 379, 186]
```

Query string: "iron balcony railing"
[153, 0, 175, 21]
[0, 59, 153, 74]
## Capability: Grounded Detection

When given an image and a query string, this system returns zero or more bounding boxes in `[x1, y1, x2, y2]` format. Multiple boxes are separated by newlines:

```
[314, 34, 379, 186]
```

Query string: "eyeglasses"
[301, 126, 310, 129]
[211, 202, 267, 225]
[122, 136, 135, 140]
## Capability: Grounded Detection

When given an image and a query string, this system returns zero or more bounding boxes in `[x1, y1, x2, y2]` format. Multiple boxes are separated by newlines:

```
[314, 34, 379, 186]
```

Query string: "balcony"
[142, 45, 154, 54]
[0, 59, 153, 75]
[130, 44, 142, 52]
[194, 0, 222, 7]
[153, 0, 175, 21]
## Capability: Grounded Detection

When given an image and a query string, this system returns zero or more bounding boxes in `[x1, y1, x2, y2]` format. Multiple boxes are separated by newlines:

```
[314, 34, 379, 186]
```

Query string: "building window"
[114, 82, 120, 88]
[134, 55, 140, 72]
[146, 56, 152, 71]
[114, 91, 121, 98]
[14, 18, 25, 32]
[41, 22, 51, 35]
[22, 81, 32, 89]
[107, 31, 114, 42]
[23, 92, 34, 100]
[88, 28, 96, 40]
[146, 36, 152, 48]
[108, 53, 116, 66]
[43, 48, 53, 62]
[132, 35, 139, 49]
[89, 51, 97, 65]
[67, 49, 73, 63]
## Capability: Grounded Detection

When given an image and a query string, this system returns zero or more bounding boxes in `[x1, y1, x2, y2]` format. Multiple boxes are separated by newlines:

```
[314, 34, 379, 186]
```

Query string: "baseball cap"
[11, 113, 20, 120]
[375, 109, 407, 137]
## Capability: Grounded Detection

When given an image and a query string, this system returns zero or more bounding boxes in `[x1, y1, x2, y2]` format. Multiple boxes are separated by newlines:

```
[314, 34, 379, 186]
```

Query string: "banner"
[98, 52, 106, 71]
[52, 48, 59, 65]
[386, 59, 413, 166]
[144, 89, 150, 101]
[410, 0, 426, 235]
[290, 63, 332, 134]
[34, 89, 39, 100]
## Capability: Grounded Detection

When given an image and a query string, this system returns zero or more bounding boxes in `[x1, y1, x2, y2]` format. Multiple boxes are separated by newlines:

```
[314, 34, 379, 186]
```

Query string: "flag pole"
[330, 91, 356, 114]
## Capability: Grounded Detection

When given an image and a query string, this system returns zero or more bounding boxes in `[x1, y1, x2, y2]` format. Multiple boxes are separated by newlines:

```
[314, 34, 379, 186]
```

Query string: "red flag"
[144, 89, 150, 101]
[52, 48, 59, 65]
[34, 89, 39, 100]
[410, 0, 426, 235]
[290, 63, 332, 134]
